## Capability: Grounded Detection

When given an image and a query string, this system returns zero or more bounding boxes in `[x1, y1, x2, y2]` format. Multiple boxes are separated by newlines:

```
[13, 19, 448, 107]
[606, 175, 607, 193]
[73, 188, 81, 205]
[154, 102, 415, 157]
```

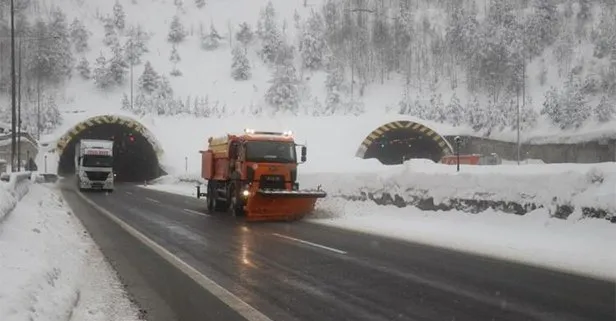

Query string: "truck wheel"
[206, 183, 215, 212]
[211, 181, 227, 212]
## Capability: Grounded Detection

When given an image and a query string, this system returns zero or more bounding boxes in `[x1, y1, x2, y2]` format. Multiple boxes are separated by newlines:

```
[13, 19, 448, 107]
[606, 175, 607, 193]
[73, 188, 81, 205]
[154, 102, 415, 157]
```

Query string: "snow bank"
[0, 172, 32, 223]
[310, 199, 616, 282]
[299, 160, 616, 217]
[0, 184, 141, 320]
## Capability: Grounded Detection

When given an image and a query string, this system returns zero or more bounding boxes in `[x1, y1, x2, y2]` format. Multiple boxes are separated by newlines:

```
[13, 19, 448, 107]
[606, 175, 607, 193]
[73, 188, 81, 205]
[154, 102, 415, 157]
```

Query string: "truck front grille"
[259, 175, 285, 190]
[85, 171, 109, 181]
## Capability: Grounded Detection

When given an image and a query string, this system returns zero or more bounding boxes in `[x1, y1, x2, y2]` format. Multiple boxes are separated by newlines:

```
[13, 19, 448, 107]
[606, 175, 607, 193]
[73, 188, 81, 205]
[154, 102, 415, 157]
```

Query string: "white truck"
[75, 139, 115, 191]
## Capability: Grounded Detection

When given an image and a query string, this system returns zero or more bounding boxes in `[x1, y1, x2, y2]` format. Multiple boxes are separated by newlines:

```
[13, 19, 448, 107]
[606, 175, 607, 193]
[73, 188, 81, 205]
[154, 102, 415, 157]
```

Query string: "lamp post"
[454, 136, 461, 172]
[10, 0, 17, 172]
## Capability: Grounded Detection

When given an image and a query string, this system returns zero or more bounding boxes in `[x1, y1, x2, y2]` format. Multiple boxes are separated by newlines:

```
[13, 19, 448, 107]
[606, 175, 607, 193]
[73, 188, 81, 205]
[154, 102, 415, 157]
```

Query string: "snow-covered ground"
[0, 183, 141, 321]
[143, 159, 616, 282]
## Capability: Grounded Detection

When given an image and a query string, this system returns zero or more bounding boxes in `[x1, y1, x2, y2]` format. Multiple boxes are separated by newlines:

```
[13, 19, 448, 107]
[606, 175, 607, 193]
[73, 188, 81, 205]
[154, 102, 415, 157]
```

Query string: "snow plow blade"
[244, 189, 327, 222]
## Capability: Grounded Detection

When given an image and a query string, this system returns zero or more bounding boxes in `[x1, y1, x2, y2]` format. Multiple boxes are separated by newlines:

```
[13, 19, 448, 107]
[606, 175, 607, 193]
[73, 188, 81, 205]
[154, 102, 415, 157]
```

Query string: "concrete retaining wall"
[445, 135, 616, 163]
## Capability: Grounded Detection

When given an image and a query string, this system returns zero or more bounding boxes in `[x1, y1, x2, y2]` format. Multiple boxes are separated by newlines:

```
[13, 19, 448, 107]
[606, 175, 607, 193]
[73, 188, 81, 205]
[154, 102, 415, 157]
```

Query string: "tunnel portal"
[56, 115, 164, 182]
[356, 121, 453, 165]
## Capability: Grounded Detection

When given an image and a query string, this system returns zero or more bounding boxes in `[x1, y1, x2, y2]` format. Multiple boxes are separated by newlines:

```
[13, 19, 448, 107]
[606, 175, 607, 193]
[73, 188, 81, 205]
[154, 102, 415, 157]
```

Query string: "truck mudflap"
[244, 189, 327, 222]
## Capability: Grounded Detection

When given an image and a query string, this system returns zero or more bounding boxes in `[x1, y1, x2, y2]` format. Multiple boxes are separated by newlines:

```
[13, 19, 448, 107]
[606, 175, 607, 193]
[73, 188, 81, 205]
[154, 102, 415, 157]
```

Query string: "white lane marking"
[145, 197, 160, 203]
[75, 191, 273, 321]
[183, 209, 209, 217]
[125, 191, 133, 195]
[272, 233, 347, 255]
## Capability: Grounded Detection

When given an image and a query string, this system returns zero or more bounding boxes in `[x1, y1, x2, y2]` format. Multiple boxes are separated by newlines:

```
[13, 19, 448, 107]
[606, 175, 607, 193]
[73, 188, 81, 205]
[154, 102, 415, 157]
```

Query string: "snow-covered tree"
[231, 46, 251, 80]
[541, 77, 591, 129]
[299, 11, 325, 70]
[125, 25, 150, 65]
[39, 8, 74, 82]
[258, 1, 282, 63]
[201, 23, 222, 50]
[168, 15, 187, 43]
[170, 45, 181, 76]
[69, 18, 89, 53]
[138, 61, 160, 94]
[121, 93, 131, 111]
[236, 22, 254, 47]
[93, 53, 113, 89]
[76, 57, 91, 79]
[103, 17, 118, 47]
[324, 56, 345, 114]
[195, 0, 206, 9]
[265, 60, 299, 113]
[445, 93, 464, 126]
[113, 1, 126, 31]
[594, 95, 615, 122]
[109, 44, 128, 85]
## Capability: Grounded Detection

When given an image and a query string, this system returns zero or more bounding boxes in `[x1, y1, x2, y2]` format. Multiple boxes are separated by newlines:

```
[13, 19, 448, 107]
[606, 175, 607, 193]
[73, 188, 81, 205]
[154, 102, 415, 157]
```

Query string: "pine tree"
[231, 46, 251, 80]
[201, 23, 222, 50]
[324, 57, 345, 113]
[168, 15, 187, 43]
[139, 61, 160, 94]
[235, 22, 254, 47]
[121, 93, 131, 111]
[170, 45, 181, 76]
[41, 95, 62, 134]
[466, 95, 486, 131]
[265, 60, 300, 113]
[195, 0, 206, 9]
[109, 44, 129, 85]
[445, 93, 464, 126]
[103, 17, 118, 47]
[259, 1, 281, 63]
[93, 53, 113, 89]
[69, 18, 89, 53]
[594, 96, 615, 122]
[113, 1, 126, 30]
[299, 11, 325, 70]
[125, 25, 150, 65]
[76, 57, 91, 79]
[47, 8, 74, 81]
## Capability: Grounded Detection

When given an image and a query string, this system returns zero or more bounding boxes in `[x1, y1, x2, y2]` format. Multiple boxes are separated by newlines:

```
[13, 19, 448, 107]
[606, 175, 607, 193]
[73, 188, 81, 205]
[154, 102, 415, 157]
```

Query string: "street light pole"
[17, 39, 22, 171]
[10, 0, 17, 172]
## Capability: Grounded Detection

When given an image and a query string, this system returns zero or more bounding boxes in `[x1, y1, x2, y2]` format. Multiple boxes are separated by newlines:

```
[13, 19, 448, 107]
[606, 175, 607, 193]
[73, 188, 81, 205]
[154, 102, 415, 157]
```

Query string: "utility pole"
[10, 0, 17, 172]
[17, 39, 22, 171]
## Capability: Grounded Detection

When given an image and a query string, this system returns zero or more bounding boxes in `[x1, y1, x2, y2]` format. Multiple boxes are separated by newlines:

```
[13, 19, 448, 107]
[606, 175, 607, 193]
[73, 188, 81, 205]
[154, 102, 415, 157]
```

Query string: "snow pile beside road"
[310, 199, 616, 281]
[0, 184, 141, 321]
[0, 172, 32, 222]
[300, 160, 616, 217]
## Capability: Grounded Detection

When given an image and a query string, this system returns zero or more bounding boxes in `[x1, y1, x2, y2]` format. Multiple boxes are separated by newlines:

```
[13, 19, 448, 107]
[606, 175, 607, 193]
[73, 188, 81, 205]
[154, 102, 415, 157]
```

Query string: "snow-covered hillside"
[1, 0, 616, 144]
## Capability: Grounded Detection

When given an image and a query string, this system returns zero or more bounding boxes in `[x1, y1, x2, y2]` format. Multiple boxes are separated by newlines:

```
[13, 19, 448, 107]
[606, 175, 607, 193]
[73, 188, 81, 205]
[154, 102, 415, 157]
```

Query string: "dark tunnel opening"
[364, 128, 446, 165]
[58, 123, 162, 182]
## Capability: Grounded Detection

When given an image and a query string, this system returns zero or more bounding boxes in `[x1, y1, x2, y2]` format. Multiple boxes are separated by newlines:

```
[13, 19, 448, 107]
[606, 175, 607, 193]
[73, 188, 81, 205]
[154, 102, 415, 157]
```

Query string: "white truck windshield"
[82, 155, 113, 167]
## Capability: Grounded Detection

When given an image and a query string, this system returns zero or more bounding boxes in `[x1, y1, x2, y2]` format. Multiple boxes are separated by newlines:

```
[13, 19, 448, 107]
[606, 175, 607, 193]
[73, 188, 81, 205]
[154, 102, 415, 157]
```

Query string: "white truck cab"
[75, 139, 115, 191]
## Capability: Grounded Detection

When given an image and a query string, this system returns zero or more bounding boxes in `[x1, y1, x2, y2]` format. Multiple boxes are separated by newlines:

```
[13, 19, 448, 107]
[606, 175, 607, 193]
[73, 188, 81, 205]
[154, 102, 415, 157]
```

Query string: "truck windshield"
[245, 141, 296, 163]
[82, 155, 113, 167]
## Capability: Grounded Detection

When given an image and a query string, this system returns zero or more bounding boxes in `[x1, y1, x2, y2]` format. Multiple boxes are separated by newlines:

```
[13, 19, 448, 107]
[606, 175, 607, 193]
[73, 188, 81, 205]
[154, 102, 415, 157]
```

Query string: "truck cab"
[75, 139, 115, 192]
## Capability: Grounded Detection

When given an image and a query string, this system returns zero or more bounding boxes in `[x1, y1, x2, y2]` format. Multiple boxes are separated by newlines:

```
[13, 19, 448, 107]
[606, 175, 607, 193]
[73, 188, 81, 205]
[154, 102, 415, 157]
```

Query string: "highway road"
[60, 182, 615, 321]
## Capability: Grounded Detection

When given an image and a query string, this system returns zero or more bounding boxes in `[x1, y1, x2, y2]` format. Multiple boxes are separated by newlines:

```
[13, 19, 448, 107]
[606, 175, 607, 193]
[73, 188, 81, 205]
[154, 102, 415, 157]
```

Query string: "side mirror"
[301, 146, 307, 163]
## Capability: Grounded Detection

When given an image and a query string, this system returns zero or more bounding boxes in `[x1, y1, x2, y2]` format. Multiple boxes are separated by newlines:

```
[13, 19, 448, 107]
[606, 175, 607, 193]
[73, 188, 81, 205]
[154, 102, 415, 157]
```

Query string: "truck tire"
[206, 183, 215, 212]
[210, 181, 227, 212]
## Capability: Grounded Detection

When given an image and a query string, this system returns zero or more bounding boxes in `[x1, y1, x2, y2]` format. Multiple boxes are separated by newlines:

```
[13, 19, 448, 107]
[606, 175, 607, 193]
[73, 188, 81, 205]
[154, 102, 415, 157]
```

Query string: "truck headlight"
[241, 190, 250, 198]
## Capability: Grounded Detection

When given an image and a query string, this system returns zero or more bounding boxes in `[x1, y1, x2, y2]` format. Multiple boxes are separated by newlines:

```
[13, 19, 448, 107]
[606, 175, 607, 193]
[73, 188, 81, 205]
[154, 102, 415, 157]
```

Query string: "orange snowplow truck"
[197, 128, 327, 221]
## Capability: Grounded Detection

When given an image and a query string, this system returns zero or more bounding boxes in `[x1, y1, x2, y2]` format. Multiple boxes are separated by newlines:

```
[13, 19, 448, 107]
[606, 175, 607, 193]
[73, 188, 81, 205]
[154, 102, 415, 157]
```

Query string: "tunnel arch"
[54, 115, 165, 182]
[355, 120, 454, 165]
